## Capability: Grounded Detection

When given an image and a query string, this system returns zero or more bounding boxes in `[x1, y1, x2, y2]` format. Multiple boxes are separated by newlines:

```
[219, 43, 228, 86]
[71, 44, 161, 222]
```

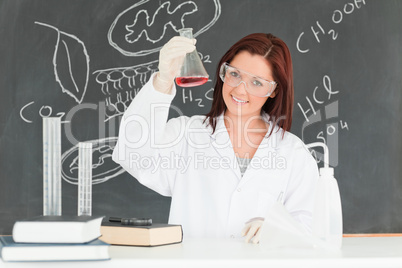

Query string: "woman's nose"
[234, 80, 248, 94]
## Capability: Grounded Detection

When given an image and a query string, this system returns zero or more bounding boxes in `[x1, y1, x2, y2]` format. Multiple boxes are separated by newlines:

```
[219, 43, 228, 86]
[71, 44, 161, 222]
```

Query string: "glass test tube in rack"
[78, 142, 93, 216]
[42, 117, 62, 216]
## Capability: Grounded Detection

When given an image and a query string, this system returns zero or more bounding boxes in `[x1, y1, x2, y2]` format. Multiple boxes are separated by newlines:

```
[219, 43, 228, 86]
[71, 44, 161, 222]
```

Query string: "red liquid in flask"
[176, 76, 208, 87]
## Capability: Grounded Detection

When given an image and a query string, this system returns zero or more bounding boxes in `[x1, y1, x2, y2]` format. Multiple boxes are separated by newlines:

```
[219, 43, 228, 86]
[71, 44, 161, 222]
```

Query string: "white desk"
[2, 237, 402, 268]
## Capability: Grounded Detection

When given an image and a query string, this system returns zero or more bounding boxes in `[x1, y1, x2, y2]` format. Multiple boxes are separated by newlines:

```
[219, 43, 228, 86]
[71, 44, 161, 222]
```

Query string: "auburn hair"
[204, 33, 294, 138]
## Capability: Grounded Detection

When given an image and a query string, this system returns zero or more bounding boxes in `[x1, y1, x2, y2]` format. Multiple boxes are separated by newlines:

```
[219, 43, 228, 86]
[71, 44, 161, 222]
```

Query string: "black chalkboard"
[1, 0, 401, 234]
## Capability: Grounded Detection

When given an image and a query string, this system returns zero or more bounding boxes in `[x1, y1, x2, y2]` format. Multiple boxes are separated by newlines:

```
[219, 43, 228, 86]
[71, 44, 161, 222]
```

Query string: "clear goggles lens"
[219, 62, 277, 97]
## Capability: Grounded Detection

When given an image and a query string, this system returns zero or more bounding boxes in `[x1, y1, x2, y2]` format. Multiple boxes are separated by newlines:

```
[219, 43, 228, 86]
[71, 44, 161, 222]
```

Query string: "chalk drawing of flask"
[175, 28, 209, 87]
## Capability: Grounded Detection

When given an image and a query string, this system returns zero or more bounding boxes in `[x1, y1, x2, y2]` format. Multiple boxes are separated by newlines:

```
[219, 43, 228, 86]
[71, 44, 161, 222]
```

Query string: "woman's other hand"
[241, 217, 265, 243]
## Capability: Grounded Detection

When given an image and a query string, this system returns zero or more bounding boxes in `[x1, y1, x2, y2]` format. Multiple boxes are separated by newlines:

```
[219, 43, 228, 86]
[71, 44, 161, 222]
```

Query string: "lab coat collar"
[207, 112, 283, 181]
[206, 113, 240, 179]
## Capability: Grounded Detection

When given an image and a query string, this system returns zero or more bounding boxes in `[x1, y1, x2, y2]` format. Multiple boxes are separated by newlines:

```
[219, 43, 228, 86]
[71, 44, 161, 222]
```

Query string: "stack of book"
[0, 215, 110, 262]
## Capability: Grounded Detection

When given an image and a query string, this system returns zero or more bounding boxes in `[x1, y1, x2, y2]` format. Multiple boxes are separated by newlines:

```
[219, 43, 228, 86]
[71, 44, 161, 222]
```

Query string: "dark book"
[0, 236, 110, 262]
[12, 215, 104, 243]
[100, 221, 183, 247]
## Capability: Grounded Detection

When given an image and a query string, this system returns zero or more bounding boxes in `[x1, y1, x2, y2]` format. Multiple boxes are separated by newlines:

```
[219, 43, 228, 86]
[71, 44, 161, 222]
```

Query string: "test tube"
[78, 142, 93, 216]
[43, 117, 62, 216]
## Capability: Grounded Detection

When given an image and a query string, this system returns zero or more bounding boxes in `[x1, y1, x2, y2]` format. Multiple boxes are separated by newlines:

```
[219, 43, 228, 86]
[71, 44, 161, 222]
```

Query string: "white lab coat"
[112, 74, 319, 239]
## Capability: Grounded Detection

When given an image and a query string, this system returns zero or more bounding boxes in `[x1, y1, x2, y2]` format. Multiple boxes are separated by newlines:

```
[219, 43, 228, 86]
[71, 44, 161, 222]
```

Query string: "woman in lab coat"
[112, 33, 319, 243]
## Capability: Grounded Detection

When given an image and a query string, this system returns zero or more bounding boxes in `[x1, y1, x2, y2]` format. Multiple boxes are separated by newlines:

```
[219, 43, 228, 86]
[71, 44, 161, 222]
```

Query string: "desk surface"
[2, 237, 402, 268]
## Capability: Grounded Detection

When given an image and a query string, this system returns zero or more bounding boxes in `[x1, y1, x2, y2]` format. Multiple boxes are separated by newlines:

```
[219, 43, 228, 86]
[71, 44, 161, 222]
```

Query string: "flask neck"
[178, 28, 194, 39]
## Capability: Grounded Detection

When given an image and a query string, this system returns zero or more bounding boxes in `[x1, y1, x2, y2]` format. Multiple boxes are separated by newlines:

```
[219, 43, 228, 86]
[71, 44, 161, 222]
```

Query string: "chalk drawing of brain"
[108, 0, 221, 56]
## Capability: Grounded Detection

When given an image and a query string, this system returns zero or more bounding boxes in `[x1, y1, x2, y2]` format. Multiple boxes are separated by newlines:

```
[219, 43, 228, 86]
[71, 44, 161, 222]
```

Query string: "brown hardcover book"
[100, 222, 183, 247]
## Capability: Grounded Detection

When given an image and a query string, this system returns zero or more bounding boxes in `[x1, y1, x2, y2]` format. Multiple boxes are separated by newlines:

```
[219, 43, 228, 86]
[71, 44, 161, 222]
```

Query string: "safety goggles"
[219, 62, 277, 97]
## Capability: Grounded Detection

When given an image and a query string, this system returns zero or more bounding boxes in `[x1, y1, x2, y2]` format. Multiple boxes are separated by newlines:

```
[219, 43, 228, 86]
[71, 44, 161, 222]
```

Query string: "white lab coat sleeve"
[112, 73, 187, 197]
[283, 144, 319, 234]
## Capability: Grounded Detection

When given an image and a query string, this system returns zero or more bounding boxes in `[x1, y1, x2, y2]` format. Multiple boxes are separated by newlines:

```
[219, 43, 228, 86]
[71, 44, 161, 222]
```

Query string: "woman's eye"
[252, 80, 263, 87]
[229, 71, 240, 78]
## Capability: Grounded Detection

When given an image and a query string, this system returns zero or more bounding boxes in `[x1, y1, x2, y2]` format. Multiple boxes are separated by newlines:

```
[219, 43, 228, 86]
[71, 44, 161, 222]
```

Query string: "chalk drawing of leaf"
[35, 22, 89, 104]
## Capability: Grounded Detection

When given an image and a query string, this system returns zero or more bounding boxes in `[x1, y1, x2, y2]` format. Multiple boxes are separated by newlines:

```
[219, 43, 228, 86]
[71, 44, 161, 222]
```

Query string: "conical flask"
[175, 28, 209, 87]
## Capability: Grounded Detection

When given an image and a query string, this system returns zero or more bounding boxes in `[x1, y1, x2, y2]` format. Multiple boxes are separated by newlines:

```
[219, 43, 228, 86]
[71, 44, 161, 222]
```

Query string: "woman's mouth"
[231, 95, 249, 105]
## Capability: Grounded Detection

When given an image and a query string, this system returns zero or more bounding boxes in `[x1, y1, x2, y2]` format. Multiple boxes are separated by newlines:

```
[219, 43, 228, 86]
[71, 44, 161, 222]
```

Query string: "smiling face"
[222, 51, 276, 120]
